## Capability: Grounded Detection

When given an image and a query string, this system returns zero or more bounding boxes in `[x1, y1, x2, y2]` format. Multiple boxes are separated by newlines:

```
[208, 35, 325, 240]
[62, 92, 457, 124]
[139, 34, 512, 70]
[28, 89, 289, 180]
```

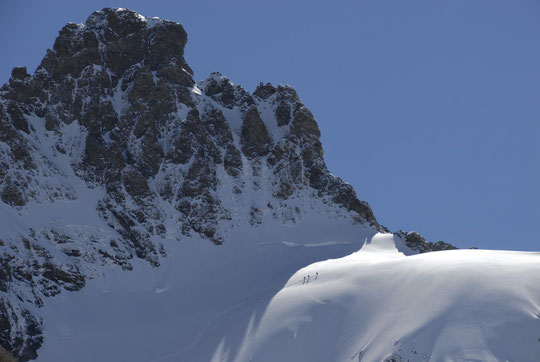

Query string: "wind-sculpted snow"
[0, 8, 460, 360]
[33, 233, 540, 362]
[35, 217, 377, 362]
[234, 234, 540, 362]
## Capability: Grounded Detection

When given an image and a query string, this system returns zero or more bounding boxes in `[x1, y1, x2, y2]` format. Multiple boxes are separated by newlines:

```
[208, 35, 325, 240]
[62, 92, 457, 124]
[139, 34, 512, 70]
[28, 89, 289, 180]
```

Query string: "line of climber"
[303, 272, 318, 284]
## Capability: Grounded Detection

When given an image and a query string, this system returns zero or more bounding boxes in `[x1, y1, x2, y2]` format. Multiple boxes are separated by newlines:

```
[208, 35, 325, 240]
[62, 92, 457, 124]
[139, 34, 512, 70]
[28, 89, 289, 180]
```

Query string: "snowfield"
[234, 234, 540, 362]
[37, 233, 540, 362]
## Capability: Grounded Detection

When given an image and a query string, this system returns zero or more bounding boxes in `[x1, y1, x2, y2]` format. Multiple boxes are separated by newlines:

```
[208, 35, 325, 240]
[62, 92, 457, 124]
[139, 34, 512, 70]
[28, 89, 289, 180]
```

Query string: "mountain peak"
[36, 7, 192, 82]
[0, 9, 461, 361]
[86, 8, 167, 30]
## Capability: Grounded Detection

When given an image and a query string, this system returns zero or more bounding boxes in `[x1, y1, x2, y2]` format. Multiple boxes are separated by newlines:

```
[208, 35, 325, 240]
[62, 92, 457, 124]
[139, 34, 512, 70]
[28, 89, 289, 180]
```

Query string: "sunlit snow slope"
[36, 218, 376, 362]
[233, 234, 540, 362]
[38, 233, 540, 362]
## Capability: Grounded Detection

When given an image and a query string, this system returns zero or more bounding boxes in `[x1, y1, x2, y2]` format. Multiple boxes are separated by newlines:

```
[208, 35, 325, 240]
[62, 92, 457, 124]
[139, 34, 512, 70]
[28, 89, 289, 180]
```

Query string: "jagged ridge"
[0, 8, 453, 360]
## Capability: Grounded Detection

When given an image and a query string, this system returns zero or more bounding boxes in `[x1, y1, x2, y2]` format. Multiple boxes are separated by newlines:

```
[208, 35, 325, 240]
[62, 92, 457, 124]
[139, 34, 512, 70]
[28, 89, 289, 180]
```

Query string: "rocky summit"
[0, 8, 453, 361]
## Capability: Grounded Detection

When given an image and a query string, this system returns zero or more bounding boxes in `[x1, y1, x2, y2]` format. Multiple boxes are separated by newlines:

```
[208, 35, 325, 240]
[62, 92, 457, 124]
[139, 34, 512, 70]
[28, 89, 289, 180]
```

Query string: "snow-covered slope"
[35, 219, 375, 362]
[229, 234, 540, 362]
[35, 233, 540, 362]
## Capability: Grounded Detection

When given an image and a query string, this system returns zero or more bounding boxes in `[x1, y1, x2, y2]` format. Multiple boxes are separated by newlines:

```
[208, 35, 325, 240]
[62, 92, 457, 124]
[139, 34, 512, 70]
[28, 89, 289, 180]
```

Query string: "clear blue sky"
[1, 1, 539, 251]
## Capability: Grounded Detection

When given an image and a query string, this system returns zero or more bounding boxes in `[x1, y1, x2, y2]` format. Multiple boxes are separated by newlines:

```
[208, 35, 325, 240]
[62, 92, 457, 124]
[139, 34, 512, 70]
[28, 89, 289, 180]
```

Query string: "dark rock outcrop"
[241, 106, 272, 159]
[394, 231, 458, 253]
[0, 299, 42, 362]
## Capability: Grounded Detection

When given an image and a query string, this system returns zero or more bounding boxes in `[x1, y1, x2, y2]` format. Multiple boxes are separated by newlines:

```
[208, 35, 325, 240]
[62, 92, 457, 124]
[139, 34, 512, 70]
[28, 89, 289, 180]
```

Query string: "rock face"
[394, 231, 458, 253]
[0, 8, 454, 360]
